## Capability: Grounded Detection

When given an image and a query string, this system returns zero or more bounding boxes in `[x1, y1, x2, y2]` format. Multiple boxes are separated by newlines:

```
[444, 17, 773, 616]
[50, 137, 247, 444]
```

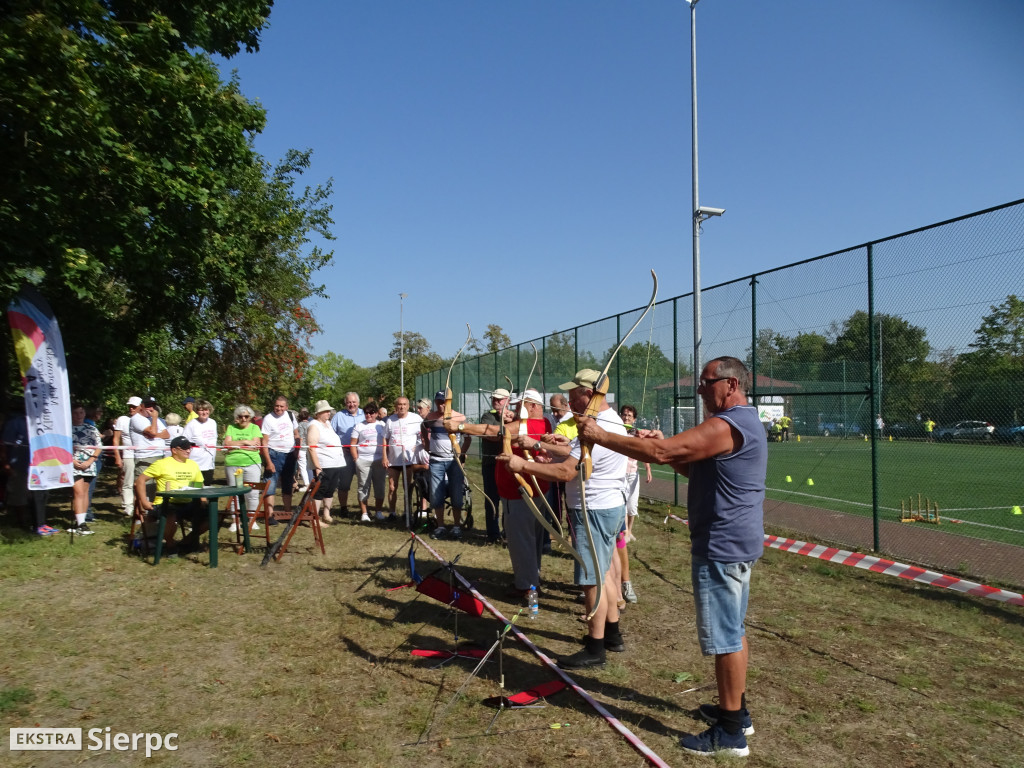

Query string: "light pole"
[688, 0, 724, 425]
[399, 293, 407, 396]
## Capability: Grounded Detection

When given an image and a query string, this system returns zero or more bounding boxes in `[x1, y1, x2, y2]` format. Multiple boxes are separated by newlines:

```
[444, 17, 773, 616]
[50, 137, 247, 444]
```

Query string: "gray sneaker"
[622, 581, 638, 603]
[697, 703, 754, 736]
[429, 526, 447, 540]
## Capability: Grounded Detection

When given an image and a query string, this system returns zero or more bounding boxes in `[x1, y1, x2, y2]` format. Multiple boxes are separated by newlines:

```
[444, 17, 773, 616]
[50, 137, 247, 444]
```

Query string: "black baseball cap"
[169, 436, 193, 451]
[141, 396, 158, 407]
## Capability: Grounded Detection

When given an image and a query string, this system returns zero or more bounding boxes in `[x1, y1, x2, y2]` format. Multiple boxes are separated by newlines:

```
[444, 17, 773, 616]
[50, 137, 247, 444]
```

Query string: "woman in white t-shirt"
[182, 400, 218, 485]
[350, 402, 387, 521]
[306, 400, 344, 525]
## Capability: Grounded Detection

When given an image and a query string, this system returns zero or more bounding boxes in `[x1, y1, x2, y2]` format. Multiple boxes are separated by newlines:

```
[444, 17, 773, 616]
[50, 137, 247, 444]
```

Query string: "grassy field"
[1, 468, 1023, 767]
[644, 437, 1024, 548]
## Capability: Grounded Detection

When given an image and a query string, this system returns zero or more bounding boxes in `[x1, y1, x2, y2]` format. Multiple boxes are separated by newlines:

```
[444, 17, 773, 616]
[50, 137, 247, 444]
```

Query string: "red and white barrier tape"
[663, 514, 1024, 607]
[763, 535, 1024, 607]
[410, 533, 672, 768]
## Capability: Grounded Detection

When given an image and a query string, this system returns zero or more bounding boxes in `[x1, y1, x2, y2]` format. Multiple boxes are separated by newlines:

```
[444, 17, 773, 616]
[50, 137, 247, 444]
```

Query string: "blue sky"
[219, 0, 1024, 367]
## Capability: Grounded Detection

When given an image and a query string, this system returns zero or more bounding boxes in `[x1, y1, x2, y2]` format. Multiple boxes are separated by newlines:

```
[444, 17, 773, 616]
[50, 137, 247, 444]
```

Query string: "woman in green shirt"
[224, 405, 264, 525]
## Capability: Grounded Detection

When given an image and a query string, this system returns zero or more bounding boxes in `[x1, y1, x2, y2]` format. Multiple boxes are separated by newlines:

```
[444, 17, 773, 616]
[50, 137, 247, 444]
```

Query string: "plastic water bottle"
[527, 585, 539, 620]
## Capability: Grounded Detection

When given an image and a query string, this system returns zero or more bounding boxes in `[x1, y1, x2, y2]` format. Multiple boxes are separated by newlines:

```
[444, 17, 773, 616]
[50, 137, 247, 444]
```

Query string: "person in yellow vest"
[777, 414, 792, 442]
[924, 417, 936, 442]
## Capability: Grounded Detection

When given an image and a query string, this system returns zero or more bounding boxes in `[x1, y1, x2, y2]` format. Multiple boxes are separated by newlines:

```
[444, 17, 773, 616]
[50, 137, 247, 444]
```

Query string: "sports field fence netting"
[418, 198, 1024, 590]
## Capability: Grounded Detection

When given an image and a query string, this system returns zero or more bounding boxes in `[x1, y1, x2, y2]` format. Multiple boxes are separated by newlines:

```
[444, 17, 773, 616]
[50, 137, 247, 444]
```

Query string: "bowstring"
[638, 299, 657, 429]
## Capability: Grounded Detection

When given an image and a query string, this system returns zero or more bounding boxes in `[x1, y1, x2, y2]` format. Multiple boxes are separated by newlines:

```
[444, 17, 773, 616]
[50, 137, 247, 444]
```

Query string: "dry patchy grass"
[1, 468, 1023, 767]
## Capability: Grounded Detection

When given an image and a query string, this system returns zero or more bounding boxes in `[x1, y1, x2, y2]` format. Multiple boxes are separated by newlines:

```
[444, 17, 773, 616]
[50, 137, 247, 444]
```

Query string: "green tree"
[481, 324, 512, 354]
[749, 329, 830, 383]
[2, 2, 332, 409]
[826, 311, 930, 420]
[949, 296, 1024, 423]
[295, 352, 371, 411]
[372, 331, 443, 404]
[613, 340, 673, 420]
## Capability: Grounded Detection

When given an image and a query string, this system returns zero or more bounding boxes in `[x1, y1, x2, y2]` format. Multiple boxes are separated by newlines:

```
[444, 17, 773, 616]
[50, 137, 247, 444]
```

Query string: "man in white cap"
[113, 396, 141, 516]
[477, 387, 512, 543]
[498, 369, 628, 670]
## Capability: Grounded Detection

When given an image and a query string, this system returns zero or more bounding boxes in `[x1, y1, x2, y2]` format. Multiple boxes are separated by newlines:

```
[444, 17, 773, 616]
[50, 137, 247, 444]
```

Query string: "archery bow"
[500, 373, 587, 571]
[513, 346, 566, 537]
[443, 324, 472, 457]
[578, 270, 659, 620]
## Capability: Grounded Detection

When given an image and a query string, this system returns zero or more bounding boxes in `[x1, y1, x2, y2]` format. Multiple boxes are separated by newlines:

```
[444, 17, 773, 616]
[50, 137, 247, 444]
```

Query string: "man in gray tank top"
[576, 356, 765, 758]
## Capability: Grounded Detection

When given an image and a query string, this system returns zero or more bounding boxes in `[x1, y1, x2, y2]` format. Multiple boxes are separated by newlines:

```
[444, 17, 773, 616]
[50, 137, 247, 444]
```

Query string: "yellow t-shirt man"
[143, 456, 204, 502]
[554, 416, 578, 441]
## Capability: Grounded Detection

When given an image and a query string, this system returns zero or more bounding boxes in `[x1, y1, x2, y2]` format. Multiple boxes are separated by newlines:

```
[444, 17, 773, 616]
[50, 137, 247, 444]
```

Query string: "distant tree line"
[747, 296, 1024, 426]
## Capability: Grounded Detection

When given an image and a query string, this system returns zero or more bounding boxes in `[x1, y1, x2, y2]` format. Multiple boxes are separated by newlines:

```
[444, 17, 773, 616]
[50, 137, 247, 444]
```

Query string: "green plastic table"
[152, 485, 252, 567]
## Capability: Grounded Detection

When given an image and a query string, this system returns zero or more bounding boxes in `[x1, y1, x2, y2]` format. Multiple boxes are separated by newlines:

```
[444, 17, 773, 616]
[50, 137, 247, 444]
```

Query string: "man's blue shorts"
[265, 448, 297, 496]
[691, 553, 754, 655]
[569, 504, 624, 586]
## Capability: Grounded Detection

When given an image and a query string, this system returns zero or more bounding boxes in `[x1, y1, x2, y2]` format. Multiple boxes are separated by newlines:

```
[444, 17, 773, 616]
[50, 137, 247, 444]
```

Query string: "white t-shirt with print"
[261, 411, 297, 453]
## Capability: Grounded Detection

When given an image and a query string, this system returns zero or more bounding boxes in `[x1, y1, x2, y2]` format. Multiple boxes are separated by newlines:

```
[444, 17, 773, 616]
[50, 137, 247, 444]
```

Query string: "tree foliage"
[1, 1, 335, 414]
[949, 296, 1024, 423]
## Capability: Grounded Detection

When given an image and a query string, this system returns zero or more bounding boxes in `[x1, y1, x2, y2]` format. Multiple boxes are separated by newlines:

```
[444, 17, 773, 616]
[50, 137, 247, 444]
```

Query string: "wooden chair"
[223, 480, 272, 553]
[269, 476, 325, 562]
[128, 480, 158, 557]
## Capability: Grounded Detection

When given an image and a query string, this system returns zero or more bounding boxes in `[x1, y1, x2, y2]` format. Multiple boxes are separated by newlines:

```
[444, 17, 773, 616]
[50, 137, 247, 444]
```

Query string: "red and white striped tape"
[411, 533, 672, 768]
[763, 535, 1024, 607]
[663, 515, 1024, 607]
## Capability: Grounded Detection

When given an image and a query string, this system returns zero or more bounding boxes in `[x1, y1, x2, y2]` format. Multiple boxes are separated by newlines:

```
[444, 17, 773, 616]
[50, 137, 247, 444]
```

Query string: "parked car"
[888, 422, 925, 439]
[818, 422, 863, 437]
[934, 420, 995, 442]
[994, 423, 1024, 445]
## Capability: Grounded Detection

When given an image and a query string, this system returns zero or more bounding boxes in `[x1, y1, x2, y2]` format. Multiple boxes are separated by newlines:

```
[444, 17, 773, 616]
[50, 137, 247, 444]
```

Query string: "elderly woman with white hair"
[223, 404, 266, 529]
[306, 399, 345, 525]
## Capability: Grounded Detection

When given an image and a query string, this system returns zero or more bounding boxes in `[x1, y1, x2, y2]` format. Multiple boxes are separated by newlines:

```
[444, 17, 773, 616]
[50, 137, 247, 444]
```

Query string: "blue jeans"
[428, 457, 464, 510]
[692, 553, 754, 655]
[265, 448, 297, 496]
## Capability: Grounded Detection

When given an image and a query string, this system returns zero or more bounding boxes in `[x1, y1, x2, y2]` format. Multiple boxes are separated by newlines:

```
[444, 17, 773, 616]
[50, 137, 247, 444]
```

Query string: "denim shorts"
[569, 504, 624, 586]
[265, 448, 297, 496]
[692, 553, 754, 656]
[428, 457, 464, 509]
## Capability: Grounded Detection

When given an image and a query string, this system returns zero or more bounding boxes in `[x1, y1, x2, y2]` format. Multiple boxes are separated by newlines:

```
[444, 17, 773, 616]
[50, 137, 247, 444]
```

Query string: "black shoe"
[266, 517, 279, 526]
[71, 524, 95, 535]
[604, 633, 625, 653]
[557, 646, 606, 669]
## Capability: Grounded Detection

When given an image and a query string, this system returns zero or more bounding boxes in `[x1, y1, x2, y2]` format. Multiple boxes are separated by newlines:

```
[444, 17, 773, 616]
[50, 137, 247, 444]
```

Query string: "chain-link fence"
[418, 199, 1024, 590]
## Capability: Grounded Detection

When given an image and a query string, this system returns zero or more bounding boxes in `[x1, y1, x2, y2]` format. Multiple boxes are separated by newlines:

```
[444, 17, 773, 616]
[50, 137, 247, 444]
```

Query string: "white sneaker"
[622, 581, 638, 603]
[228, 522, 238, 533]
[360, 512, 371, 522]
[252, 522, 260, 531]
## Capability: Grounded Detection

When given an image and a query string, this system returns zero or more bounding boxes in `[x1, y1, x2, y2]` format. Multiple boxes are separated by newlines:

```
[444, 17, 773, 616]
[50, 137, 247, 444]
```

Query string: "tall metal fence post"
[616, 314, 621, 407]
[673, 297, 680, 506]
[867, 243, 881, 552]
[750, 275, 758, 402]
[574, 328, 579, 374]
